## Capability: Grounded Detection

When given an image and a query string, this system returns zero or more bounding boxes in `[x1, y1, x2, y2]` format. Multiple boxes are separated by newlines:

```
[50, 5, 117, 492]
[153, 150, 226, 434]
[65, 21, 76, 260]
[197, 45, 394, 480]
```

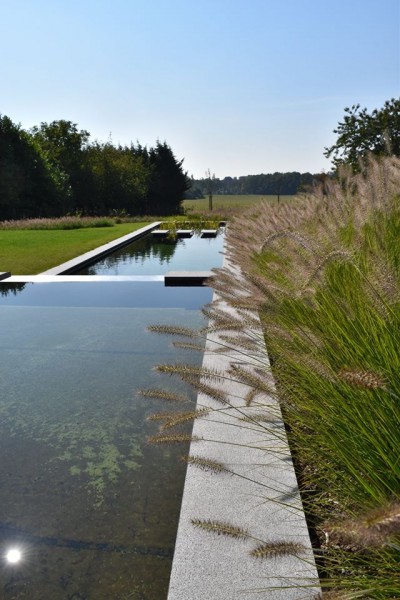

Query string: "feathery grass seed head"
[172, 342, 205, 352]
[250, 541, 306, 559]
[191, 519, 249, 540]
[156, 363, 224, 383]
[137, 388, 188, 402]
[147, 325, 200, 338]
[182, 455, 231, 474]
[180, 377, 228, 404]
[148, 433, 201, 445]
[146, 412, 174, 422]
[325, 502, 400, 548]
[338, 369, 386, 390]
[160, 408, 210, 430]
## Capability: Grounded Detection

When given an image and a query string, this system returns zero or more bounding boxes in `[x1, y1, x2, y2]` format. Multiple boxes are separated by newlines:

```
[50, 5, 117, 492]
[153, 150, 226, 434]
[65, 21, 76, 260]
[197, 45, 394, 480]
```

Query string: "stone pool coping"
[167, 264, 320, 599]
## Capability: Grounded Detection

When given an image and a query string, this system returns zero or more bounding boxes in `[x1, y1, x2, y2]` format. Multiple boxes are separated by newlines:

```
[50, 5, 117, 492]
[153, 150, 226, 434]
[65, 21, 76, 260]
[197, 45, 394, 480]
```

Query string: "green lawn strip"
[0, 222, 152, 274]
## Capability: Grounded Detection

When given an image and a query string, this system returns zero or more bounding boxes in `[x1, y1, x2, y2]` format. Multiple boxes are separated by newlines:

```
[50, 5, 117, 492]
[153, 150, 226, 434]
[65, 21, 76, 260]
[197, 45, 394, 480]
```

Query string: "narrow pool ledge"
[168, 272, 320, 599]
[40, 222, 161, 275]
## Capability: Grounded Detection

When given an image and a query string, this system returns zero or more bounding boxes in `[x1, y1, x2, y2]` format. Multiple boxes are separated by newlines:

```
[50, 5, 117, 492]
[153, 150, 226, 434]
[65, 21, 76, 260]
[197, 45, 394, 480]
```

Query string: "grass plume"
[137, 388, 188, 402]
[179, 377, 228, 404]
[191, 519, 249, 540]
[338, 369, 387, 390]
[172, 342, 206, 352]
[147, 325, 200, 338]
[249, 541, 306, 559]
[146, 412, 174, 422]
[182, 455, 231, 474]
[324, 502, 400, 549]
[228, 364, 276, 395]
[160, 408, 210, 430]
[155, 363, 224, 382]
[147, 433, 201, 445]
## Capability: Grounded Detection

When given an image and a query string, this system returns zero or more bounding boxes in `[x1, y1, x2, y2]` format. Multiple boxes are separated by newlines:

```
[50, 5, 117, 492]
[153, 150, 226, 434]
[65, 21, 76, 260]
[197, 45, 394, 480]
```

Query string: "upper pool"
[73, 230, 224, 276]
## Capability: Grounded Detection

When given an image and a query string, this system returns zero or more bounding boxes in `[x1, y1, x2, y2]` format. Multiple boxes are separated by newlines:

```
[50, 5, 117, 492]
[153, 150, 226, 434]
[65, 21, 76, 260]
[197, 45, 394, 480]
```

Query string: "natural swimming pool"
[0, 275, 212, 598]
[73, 229, 224, 275]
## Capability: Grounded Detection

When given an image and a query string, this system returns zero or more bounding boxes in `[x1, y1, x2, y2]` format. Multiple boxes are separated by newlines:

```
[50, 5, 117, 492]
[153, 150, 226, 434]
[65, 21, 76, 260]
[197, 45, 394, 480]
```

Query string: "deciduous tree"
[31, 120, 90, 212]
[324, 98, 400, 171]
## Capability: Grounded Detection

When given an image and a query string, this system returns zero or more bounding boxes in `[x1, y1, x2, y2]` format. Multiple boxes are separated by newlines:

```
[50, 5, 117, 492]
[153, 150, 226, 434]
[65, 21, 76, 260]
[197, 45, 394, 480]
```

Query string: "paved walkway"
[167, 266, 320, 599]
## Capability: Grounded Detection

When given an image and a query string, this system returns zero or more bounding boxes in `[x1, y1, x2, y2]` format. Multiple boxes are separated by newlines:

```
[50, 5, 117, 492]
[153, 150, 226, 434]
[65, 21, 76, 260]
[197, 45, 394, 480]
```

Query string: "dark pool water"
[74, 230, 224, 275]
[0, 281, 212, 599]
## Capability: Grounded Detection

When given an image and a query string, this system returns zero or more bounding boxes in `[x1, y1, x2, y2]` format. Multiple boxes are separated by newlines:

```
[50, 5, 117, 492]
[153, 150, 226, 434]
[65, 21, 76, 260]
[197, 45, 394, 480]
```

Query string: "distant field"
[183, 194, 296, 212]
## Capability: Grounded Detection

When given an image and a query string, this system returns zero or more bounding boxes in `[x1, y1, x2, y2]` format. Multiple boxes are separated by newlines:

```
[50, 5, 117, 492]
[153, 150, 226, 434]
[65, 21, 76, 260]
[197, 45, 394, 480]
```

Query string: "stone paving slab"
[167, 264, 320, 599]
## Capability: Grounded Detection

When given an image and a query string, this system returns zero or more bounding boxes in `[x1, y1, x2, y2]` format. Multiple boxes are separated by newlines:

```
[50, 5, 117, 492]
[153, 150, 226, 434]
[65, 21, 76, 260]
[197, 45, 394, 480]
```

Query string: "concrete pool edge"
[40, 222, 161, 275]
[167, 276, 321, 599]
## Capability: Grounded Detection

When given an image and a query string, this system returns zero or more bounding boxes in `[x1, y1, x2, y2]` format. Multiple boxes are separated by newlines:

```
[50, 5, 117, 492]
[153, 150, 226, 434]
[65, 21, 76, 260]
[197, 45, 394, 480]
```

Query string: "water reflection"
[75, 231, 224, 276]
[81, 235, 180, 276]
[0, 283, 26, 296]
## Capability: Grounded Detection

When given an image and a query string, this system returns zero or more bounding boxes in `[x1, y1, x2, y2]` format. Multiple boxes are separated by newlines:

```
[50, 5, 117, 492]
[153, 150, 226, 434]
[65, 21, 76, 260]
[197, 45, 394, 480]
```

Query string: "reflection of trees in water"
[78, 229, 224, 274]
[97, 235, 181, 270]
[0, 283, 26, 297]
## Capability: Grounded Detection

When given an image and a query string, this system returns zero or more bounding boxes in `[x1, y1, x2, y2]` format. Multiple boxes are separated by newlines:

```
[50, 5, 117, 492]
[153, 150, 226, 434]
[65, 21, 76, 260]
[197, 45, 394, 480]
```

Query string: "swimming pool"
[0, 280, 212, 599]
[73, 230, 224, 276]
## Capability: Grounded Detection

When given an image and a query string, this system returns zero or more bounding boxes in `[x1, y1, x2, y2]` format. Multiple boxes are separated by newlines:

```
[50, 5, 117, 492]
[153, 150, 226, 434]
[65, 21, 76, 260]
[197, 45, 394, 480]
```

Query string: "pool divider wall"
[40, 222, 162, 275]
[167, 265, 320, 599]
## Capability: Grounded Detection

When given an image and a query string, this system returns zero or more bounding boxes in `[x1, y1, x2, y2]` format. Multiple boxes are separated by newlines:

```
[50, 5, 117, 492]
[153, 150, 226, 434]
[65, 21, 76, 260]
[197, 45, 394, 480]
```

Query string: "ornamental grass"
[0, 216, 115, 229]
[147, 156, 400, 597]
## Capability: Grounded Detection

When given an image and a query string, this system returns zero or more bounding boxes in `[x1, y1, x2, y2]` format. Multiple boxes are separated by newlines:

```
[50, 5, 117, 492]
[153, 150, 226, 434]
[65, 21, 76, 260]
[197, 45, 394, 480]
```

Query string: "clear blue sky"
[0, 0, 399, 178]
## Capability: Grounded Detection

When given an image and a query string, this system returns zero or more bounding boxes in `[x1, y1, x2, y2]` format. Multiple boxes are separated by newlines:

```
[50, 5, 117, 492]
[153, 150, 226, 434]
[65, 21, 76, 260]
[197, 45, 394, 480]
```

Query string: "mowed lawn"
[183, 194, 296, 212]
[0, 222, 152, 275]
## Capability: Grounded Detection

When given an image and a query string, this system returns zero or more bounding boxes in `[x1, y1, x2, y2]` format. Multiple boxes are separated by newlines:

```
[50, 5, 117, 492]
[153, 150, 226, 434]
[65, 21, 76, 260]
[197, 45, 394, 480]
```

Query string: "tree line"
[2, 98, 398, 220]
[185, 171, 316, 198]
[0, 115, 190, 220]
[188, 97, 400, 198]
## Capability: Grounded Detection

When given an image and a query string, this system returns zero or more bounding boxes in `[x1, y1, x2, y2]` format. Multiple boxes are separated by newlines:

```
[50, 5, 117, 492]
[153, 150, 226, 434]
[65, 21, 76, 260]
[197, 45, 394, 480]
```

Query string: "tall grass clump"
[208, 155, 400, 596]
[146, 156, 400, 597]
